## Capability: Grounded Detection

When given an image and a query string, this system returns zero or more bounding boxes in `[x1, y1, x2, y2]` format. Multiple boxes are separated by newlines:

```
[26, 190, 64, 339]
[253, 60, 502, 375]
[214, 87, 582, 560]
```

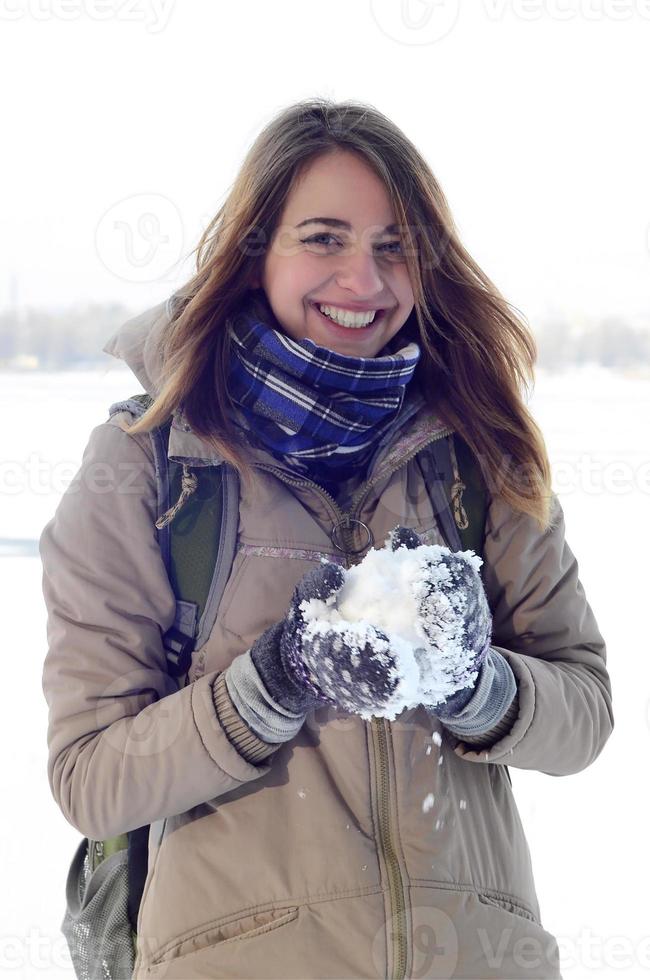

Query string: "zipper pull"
[448, 436, 469, 530]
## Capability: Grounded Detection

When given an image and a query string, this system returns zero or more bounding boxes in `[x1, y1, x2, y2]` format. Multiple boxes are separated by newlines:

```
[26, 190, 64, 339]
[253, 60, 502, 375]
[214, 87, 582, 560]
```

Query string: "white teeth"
[318, 303, 377, 328]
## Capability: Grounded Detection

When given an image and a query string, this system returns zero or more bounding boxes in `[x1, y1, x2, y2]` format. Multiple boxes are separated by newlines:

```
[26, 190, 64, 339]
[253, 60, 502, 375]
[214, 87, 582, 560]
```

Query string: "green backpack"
[61, 392, 487, 979]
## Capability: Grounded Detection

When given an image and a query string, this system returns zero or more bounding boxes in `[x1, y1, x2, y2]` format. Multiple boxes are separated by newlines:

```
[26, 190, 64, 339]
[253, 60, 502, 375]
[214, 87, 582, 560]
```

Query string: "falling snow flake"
[422, 793, 435, 813]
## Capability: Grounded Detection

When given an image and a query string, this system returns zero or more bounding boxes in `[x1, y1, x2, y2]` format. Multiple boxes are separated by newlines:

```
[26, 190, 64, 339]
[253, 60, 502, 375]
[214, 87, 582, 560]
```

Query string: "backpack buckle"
[163, 626, 195, 677]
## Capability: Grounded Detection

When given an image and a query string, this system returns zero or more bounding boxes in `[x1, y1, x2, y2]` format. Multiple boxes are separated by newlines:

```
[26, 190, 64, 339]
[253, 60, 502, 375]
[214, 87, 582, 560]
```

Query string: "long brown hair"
[121, 97, 554, 531]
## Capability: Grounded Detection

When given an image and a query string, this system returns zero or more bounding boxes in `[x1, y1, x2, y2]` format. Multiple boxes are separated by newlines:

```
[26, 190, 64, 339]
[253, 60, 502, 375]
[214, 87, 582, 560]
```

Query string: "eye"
[378, 241, 404, 256]
[300, 233, 341, 248]
[300, 234, 404, 256]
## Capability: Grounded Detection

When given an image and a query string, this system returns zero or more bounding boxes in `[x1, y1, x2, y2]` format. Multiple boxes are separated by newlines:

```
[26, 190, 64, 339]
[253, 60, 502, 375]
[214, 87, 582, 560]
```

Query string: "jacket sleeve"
[39, 416, 278, 842]
[451, 490, 614, 775]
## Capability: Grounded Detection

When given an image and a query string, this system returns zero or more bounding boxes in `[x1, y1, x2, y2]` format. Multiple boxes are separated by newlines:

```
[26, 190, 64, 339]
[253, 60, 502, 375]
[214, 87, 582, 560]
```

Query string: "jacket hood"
[102, 297, 174, 398]
[102, 296, 226, 469]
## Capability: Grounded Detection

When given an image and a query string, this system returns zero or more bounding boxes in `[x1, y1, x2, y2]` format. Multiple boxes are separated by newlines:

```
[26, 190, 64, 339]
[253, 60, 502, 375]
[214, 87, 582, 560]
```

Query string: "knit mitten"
[250, 561, 401, 717]
[388, 525, 492, 717]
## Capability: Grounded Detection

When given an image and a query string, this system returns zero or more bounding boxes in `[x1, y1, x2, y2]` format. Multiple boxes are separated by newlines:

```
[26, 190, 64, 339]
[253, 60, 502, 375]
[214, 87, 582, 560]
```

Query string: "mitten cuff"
[457, 693, 520, 748]
[225, 648, 310, 744]
[435, 648, 518, 740]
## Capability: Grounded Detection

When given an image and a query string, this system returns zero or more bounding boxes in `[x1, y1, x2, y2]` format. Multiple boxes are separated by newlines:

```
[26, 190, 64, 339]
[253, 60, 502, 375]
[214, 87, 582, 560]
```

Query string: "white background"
[1, 2, 649, 977]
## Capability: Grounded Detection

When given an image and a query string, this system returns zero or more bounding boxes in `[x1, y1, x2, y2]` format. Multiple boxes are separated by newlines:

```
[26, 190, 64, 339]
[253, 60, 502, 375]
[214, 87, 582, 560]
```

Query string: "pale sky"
[2, 0, 649, 328]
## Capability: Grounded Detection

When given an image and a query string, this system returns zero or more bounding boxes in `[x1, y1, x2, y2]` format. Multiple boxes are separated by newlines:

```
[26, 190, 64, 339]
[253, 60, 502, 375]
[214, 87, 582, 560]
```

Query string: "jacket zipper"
[252, 424, 454, 555]
[348, 424, 454, 512]
[373, 719, 409, 979]
[252, 424, 455, 980]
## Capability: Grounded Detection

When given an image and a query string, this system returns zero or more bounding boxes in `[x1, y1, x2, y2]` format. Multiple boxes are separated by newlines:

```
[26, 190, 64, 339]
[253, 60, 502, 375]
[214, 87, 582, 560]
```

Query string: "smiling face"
[253, 150, 416, 358]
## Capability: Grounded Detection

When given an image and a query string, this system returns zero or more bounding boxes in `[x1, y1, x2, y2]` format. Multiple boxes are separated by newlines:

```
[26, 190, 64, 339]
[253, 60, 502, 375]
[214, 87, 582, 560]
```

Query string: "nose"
[334, 246, 384, 297]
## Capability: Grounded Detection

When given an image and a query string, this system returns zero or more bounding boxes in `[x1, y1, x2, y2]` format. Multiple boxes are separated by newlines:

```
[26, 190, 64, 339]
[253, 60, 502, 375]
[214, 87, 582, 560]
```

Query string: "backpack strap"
[418, 433, 487, 557]
[107, 393, 240, 684]
[161, 453, 240, 659]
[450, 433, 488, 556]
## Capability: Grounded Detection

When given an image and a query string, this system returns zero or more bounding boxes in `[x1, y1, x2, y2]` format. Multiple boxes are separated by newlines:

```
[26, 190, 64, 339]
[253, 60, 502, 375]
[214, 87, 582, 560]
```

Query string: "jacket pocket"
[477, 889, 539, 925]
[218, 906, 299, 946]
[154, 904, 300, 965]
[216, 549, 321, 653]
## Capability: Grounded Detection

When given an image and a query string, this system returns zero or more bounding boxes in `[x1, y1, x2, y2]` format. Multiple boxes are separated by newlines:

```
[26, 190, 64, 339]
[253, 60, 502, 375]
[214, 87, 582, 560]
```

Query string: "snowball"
[299, 533, 485, 721]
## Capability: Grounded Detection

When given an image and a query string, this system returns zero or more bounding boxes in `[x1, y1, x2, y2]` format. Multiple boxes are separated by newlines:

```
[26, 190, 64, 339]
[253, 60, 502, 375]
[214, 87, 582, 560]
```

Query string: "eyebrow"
[295, 217, 401, 234]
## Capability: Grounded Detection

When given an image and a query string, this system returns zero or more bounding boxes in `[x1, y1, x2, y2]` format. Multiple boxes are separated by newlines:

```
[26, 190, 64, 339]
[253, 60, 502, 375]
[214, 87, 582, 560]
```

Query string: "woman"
[40, 98, 613, 979]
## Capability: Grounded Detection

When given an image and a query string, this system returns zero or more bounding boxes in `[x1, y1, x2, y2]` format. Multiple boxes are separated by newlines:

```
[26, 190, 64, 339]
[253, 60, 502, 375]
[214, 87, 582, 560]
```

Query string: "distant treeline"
[533, 315, 650, 371]
[0, 303, 133, 370]
[0, 304, 648, 371]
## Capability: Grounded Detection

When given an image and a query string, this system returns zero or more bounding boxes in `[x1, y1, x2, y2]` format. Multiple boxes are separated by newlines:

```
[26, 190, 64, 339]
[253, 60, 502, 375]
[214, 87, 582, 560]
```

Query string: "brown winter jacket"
[40, 300, 614, 979]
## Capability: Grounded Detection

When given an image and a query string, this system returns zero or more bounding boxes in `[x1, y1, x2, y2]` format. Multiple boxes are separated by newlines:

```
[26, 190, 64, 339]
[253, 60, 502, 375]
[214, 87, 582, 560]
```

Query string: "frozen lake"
[1, 363, 647, 979]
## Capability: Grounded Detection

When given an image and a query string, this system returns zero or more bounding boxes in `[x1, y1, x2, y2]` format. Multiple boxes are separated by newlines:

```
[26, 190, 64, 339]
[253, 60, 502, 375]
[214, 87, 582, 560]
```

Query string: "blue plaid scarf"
[225, 293, 421, 486]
